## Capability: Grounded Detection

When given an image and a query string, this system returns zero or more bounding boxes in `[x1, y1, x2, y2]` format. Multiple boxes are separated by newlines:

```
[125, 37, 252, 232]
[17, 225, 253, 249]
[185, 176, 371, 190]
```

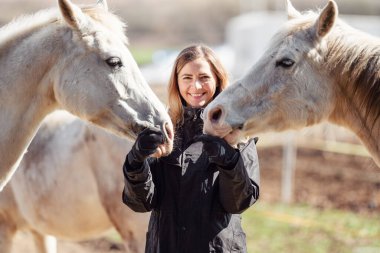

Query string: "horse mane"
[0, 9, 59, 50]
[284, 8, 380, 129]
[0, 5, 128, 51]
[326, 20, 380, 127]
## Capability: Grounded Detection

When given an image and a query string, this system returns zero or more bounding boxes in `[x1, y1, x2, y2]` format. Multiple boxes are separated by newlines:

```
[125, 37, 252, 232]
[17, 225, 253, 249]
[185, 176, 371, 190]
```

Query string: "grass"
[243, 201, 380, 253]
[106, 201, 380, 253]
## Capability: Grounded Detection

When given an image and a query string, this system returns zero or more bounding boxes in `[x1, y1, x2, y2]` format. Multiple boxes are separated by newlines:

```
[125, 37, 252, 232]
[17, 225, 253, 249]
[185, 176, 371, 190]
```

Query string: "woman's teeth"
[190, 93, 203, 97]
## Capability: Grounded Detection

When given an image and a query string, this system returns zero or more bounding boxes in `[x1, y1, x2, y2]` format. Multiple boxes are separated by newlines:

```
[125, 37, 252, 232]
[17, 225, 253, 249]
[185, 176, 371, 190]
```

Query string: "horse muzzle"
[142, 121, 174, 158]
[203, 104, 247, 144]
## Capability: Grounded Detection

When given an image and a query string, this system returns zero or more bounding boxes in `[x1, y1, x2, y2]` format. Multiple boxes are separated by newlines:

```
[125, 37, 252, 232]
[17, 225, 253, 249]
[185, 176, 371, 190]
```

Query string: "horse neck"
[326, 24, 380, 166]
[0, 23, 67, 188]
[330, 89, 380, 166]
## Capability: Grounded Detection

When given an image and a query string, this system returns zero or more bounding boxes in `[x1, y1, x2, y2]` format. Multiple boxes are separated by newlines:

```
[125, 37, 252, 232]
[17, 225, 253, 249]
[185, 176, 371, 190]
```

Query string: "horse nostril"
[209, 107, 223, 124]
[163, 122, 174, 143]
[237, 123, 244, 130]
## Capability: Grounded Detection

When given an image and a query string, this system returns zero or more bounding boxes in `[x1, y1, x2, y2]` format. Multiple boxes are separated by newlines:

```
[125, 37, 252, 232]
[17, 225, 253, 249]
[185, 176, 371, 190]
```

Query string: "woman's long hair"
[167, 44, 229, 126]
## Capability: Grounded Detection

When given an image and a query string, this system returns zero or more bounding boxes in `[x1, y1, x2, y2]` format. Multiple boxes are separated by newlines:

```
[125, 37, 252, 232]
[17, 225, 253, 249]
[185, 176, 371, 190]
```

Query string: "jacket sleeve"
[121, 157, 160, 212]
[218, 137, 260, 214]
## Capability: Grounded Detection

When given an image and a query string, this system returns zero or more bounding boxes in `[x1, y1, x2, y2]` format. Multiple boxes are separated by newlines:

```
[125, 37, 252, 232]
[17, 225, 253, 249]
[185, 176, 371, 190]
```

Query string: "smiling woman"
[177, 58, 218, 108]
[121, 44, 260, 253]
[167, 45, 229, 125]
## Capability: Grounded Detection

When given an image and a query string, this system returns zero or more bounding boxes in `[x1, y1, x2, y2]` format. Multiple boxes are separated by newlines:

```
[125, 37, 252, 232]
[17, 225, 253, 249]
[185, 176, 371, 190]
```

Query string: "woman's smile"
[178, 58, 217, 108]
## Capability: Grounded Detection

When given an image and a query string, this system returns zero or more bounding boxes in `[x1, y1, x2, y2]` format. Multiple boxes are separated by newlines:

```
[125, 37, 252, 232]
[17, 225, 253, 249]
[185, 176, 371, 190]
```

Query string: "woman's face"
[177, 58, 218, 108]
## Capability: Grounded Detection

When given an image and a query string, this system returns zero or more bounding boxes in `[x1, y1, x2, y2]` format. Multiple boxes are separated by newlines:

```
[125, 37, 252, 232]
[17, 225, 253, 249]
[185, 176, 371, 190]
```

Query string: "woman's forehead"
[179, 58, 212, 74]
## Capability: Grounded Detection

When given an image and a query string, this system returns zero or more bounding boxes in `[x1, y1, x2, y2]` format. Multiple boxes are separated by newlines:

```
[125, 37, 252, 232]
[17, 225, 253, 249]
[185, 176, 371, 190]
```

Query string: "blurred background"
[1, 0, 379, 252]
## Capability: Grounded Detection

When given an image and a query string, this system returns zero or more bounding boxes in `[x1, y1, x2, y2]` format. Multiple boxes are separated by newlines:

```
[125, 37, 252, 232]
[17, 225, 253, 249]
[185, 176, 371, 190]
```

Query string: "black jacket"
[122, 107, 260, 253]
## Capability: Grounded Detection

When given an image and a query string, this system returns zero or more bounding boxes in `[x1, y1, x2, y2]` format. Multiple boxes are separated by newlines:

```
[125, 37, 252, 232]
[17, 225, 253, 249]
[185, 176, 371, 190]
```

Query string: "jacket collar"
[173, 107, 204, 149]
[183, 106, 204, 123]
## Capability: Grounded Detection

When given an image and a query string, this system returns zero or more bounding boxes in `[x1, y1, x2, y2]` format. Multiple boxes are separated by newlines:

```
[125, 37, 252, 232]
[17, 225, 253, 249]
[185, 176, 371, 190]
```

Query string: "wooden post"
[281, 132, 297, 203]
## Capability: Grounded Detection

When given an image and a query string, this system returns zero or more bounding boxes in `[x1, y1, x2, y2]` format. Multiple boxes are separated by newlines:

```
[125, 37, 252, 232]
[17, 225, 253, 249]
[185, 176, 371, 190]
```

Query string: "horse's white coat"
[0, 0, 173, 191]
[0, 111, 149, 253]
[204, 0, 380, 166]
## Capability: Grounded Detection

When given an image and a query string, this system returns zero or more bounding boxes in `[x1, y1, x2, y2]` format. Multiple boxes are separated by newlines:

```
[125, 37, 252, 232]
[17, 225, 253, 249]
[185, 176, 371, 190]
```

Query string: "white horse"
[0, 111, 149, 253]
[203, 0, 380, 166]
[0, 0, 174, 191]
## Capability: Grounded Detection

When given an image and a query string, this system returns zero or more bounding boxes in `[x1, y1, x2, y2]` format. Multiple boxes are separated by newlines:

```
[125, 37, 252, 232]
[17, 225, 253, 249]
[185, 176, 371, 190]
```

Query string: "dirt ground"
[258, 146, 380, 213]
[11, 143, 380, 253]
[11, 232, 125, 253]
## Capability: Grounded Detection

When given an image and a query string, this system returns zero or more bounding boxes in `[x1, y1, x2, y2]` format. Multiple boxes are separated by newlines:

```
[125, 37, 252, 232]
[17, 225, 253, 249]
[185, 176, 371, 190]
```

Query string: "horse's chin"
[223, 129, 243, 145]
[203, 122, 243, 145]
[151, 142, 173, 158]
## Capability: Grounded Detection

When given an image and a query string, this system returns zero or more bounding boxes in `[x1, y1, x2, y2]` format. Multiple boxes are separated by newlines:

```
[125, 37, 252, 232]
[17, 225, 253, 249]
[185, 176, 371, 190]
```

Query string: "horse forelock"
[270, 12, 320, 56]
[325, 20, 380, 127]
[82, 6, 128, 45]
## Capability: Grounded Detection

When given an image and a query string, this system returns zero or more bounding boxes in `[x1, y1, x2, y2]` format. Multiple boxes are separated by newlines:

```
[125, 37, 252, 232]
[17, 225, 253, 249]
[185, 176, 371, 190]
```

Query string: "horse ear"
[97, 0, 109, 11]
[286, 0, 301, 20]
[58, 0, 89, 32]
[314, 0, 338, 38]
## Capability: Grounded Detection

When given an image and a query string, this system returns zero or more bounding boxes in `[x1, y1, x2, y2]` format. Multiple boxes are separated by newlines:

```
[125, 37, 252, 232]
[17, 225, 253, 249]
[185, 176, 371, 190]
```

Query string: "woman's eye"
[106, 57, 123, 69]
[275, 58, 295, 68]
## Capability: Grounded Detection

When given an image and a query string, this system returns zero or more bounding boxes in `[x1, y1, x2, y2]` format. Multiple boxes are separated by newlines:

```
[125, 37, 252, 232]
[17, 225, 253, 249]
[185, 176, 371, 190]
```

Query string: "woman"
[122, 44, 260, 253]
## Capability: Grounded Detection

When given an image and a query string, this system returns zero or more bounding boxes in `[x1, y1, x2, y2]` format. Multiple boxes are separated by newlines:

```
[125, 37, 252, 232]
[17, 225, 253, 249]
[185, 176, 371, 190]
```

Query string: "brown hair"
[167, 44, 229, 126]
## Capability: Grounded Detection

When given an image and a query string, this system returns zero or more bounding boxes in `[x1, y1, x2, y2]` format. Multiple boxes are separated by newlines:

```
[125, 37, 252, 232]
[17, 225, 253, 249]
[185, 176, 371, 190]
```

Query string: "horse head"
[203, 0, 338, 144]
[54, 0, 173, 156]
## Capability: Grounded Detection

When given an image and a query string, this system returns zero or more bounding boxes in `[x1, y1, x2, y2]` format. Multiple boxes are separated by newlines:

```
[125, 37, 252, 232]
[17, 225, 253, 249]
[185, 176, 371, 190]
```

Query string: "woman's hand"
[128, 127, 164, 168]
[194, 134, 240, 169]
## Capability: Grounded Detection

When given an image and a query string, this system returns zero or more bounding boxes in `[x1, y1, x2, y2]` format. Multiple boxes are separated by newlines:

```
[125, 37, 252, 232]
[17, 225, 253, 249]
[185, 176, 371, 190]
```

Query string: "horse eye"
[106, 57, 123, 69]
[276, 58, 295, 68]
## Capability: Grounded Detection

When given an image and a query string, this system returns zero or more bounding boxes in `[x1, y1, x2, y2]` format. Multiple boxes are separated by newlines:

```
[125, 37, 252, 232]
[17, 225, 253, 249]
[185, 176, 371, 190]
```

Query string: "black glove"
[194, 134, 240, 170]
[127, 127, 164, 169]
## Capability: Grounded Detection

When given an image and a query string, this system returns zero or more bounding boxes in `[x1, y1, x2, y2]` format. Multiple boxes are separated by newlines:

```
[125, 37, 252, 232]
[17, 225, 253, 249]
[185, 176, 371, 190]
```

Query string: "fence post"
[281, 132, 297, 203]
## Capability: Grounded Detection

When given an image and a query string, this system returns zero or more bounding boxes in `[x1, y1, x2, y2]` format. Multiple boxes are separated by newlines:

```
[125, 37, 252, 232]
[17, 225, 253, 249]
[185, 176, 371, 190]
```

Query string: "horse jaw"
[0, 153, 26, 191]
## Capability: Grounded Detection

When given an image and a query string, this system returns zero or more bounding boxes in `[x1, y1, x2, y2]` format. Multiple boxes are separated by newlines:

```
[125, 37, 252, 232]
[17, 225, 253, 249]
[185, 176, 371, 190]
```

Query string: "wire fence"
[256, 123, 377, 203]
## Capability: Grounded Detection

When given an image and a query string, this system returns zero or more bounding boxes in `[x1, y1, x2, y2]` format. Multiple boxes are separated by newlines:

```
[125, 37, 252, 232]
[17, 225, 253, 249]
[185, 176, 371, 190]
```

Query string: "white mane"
[0, 9, 59, 49]
[0, 5, 129, 50]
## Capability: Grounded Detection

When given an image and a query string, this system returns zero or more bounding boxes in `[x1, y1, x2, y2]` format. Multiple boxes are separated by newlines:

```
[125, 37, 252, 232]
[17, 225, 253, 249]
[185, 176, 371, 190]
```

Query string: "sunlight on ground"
[243, 201, 380, 253]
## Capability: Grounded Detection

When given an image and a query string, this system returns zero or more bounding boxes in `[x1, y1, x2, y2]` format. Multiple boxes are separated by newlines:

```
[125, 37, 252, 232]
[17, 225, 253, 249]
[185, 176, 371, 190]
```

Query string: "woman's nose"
[194, 80, 202, 89]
